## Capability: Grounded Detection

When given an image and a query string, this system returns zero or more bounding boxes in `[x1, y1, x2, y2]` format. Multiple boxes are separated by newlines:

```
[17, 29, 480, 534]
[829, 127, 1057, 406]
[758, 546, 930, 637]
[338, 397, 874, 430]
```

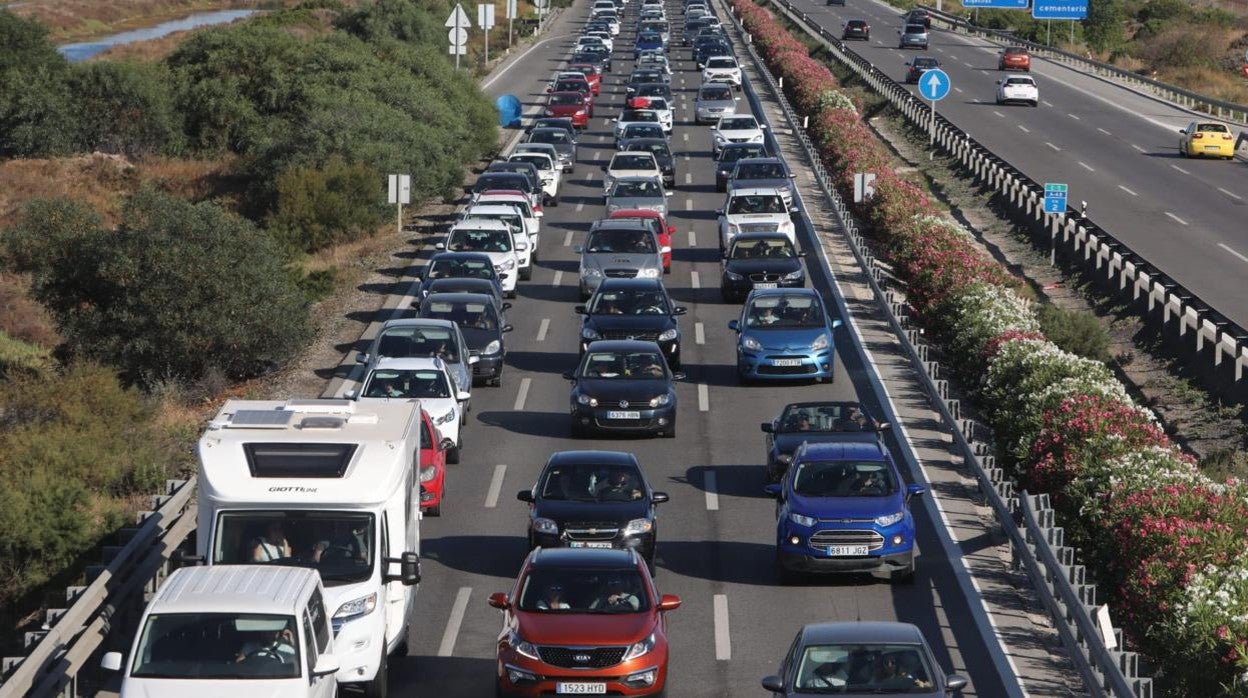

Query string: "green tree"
[267, 156, 386, 252]
[69, 61, 185, 157]
[1084, 0, 1125, 54]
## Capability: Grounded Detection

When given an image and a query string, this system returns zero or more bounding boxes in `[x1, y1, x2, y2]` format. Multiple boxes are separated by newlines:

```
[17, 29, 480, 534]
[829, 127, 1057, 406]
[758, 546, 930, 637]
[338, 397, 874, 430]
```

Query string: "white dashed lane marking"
[437, 587, 472, 657]
[698, 383, 709, 412]
[1165, 211, 1188, 226]
[695, 322, 705, 345]
[552, 270, 563, 287]
[690, 271, 700, 289]
[536, 318, 550, 342]
[1078, 162, 1094, 172]
[1219, 243, 1248, 263]
[513, 377, 532, 411]
[1118, 185, 1138, 196]
[1016, 125, 1029, 133]
[1219, 187, 1243, 201]
[688, 230, 697, 247]
[484, 465, 507, 508]
[1171, 164, 1190, 175]
[1045, 142, 1061, 151]
[713, 594, 731, 660]
[563, 230, 573, 246]
[704, 471, 719, 511]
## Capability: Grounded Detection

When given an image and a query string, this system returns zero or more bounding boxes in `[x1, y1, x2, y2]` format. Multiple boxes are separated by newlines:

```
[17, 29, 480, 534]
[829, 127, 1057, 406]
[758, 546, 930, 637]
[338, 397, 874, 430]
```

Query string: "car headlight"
[544, 108, 554, 116]
[741, 335, 763, 352]
[622, 632, 656, 661]
[623, 518, 654, 536]
[496, 259, 516, 272]
[577, 394, 599, 407]
[810, 333, 829, 351]
[582, 267, 603, 278]
[603, 176, 614, 189]
[484, 340, 502, 355]
[333, 593, 377, 622]
[788, 512, 817, 528]
[582, 327, 601, 340]
[750, 133, 763, 142]
[875, 511, 905, 527]
[420, 465, 437, 482]
[532, 517, 559, 535]
[576, 107, 587, 115]
[435, 409, 456, 425]
[724, 270, 744, 281]
[648, 393, 670, 407]
[657, 328, 677, 342]
[638, 268, 660, 278]
[713, 132, 726, 143]
[783, 269, 804, 281]
[508, 630, 541, 661]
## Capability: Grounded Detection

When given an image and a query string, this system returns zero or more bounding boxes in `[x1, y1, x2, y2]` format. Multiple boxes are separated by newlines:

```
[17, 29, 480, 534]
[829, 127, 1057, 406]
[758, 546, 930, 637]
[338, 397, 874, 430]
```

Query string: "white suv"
[602, 151, 662, 196]
[507, 151, 561, 206]
[702, 55, 743, 88]
[438, 220, 522, 297]
[711, 114, 765, 156]
[717, 187, 796, 252]
[354, 356, 470, 463]
[460, 204, 535, 280]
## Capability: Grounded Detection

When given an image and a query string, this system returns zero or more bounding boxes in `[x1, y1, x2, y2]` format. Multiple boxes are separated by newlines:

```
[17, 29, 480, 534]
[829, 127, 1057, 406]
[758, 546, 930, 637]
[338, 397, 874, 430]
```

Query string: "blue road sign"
[1033, 0, 1087, 20]
[963, 0, 1027, 8]
[1043, 182, 1068, 213]
[917, 68, 951, 101]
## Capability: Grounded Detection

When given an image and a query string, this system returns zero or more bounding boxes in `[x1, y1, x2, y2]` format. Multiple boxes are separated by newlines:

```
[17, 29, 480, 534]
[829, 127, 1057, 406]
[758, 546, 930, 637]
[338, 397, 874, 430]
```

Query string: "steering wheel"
[243, 646, 286, 664]
[638, 304, 664, 315]
[318, 544, 358, 562]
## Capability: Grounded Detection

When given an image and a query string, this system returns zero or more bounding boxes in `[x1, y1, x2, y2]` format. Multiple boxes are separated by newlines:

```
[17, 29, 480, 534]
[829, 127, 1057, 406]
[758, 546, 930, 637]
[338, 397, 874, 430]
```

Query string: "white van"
[102, 565, 342, 698]
[196, 399, 423, 698]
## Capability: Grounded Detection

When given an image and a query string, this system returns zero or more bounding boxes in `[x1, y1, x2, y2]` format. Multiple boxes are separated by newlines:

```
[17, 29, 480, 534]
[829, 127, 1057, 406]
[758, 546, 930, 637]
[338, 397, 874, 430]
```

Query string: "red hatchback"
[417, 408, 449, 516]
[567, 63, 602, 95]
[489, 548, 680, 697]
[609, 209, 674, 273]
[998, 46, 1031, 71]
[546, 92, 591, 129]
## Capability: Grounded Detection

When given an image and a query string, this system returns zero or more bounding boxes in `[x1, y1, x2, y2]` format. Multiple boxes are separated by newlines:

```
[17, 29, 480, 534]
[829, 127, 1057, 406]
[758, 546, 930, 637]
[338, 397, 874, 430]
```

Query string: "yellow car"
[1179, 121, 1236, 159]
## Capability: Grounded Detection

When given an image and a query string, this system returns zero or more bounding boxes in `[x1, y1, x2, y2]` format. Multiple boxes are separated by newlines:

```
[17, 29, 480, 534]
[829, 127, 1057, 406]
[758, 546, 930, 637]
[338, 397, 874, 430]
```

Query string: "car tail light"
[1193, 133, 1204, 139]
[1223, 134, 1233, 140]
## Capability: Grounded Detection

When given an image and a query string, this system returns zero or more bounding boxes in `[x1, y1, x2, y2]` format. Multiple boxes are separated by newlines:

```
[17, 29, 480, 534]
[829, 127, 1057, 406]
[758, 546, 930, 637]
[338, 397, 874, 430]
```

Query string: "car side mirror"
[832, 319, 843, 330]
[760, 124, 768, 129]
[440, 437, 455, 452]
[673, 306, 687, 316]
[760, 422, 774, 433]
[651, 491, 670, 504]
[502, 324, 514, 333]
[344, 388, 358, 399]
[601, 164, 608, 170]
[728, 319, 740, 332]
[499, 273, 509, 280]
[667, 225, 676, 234]
[101, 652, 123, 672]
[734, 96, 741, 101]
[574, 305, 588, 314]
[1178, 128, 1186, 134]
[715, 208, 723, 215]
[502, 302, 513, 311]
[384, 551, 421, 585]
[797, 250, 808, 258]
[562, 370, 575, 380]
[468, 355, 481, 365]
[488, 592, 510, 610]
[906, 484, 927, 500]
[312, 653, 341, 678]
[946, 675, 969, 691]
[763, 483, 782, 498]
[355, 352, 370, 365]
[761, 676, 785, 692]
[657, 594, 681, 611]
[672, 371, 687, 381]
[574, 244, 584, 254]
[517, 490, 535, 503]
[877, 421, 892, 431]
[457, 390, 472, 402]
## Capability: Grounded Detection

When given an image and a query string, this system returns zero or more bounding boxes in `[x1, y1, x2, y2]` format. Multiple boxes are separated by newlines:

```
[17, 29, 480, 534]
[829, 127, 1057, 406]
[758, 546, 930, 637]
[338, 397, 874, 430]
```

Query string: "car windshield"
[530, 130, 570, 144]
[720, 117, 757, 130]
[778, 404, 875, 433]
[423, 301, 499, 331]
[628, 141, 671, 158]
[474, 174, 526, 192]
[448, 228, 512, 253]
[721, 145, 767, 163]
[130, 613, 301, 680]
[511, 155, 550, 170]
[518, 568, 650, 613]
[707, 57, 736, 69]
[632, 71, 661, 82]
[792, 460, 898, 498]
[363, 368, 451, 399]
[1004, 46, 1026, 55]
[913, 58, 938, 69]
[590, 290, 670, 315]
[213, 511, 375, 584]
[905, 23, 925, 33]
[623, 124, 664, 139]
[1005, 77, 1034, 86]
[731, 237, 795, 260]
[427, 258, 494, 280]
[745, 294, 825, 328]
[613, 154, 656, 170]
[612, 179, 662, 198]
[847, 20, 867, 27]
[549, 93, 582, 106]
[539, 462, 645, 502]
[623, 110, 659, 123]
[580, 350, 667, 379]
[587, 228, 657, 253]
[728, 194, 786, 214]
[376, 326, 458, 361]
[701, 86, 732, 100]
[791, 643, 934, 693]
[737, 162, 785, 179]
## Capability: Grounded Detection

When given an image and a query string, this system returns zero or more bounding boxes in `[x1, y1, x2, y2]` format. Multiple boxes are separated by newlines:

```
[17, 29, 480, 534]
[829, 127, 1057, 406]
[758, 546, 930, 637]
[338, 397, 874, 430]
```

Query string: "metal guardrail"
[728, 2, 1153, 694]
[0, 478, 197, 698]
[917, 4, 1248, 125]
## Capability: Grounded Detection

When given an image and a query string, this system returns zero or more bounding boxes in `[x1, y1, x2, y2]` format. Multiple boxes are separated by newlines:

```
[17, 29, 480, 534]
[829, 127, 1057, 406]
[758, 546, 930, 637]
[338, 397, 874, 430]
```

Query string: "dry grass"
[0, 274, 60, 350]
[6, 0, 309, 42]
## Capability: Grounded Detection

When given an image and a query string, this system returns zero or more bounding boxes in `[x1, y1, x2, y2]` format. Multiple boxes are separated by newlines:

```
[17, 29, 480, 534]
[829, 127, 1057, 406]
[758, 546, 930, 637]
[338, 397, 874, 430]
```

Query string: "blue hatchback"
[765, 440, 924, 583]
[727, 288, 841, 382]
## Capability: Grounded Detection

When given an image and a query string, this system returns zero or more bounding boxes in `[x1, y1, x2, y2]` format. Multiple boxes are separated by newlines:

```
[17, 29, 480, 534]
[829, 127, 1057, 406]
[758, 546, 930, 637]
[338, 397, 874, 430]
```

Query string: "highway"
[361, 0, 1026, 695]
[780, 0, 1248, 329]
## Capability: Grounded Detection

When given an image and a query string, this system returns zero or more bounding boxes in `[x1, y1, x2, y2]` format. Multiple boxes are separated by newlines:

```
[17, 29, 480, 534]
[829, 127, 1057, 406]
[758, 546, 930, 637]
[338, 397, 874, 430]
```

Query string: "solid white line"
[1045, 142, 1060, 151]
[437, 587, 473, 657]
[1218, 243, 1248, 263]
[1170, 164, 1190, 175]
[685, 172, 693, 184]
[713, 594, 731, 660]
[688, 230, 697, 247]
[1016, 125, 1029, 133]
[576, 201, 585, 212]
[1118, 185, 1138, 196]
[536, 318, 550, 342]
[1097, 127, 1111, 135]
[1078, 161, 1094, 172]
[1067, 113, 1080, 120]
[484, 465, 507, 508]
[1131, 143, 1145, 152]
[704, 471, 719, 511]
[991, 110, 1005, 118]
[481, 34, 567, 89]
[698, 383, 709, 412]
[685, 198, 693, 211]
[1164, 211, 1189, 226]
[690, 271, 700, 289]
[513, 377, 532, 410]
[563, 230, 573, 246]
[695, 322, 705, 345]
[1219, 187, 1244, 201]
[552, 270, 563, 287]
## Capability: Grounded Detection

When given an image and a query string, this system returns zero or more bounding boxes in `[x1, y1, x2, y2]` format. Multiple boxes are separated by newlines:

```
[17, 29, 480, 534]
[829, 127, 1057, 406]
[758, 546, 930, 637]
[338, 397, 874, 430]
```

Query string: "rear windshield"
[586, 229, 657, 254]
[549, 93, 582, 106]
[612, 154, 657, 170]
[623, 110, 659, 122]
[701, 85, 732, 100]
[905, 24, 926, 33]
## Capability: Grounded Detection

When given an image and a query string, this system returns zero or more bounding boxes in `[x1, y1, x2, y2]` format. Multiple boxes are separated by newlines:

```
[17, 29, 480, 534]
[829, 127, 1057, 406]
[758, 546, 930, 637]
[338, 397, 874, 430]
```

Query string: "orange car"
[998, 46, 1031, 71]
[489, 548, 680, 697]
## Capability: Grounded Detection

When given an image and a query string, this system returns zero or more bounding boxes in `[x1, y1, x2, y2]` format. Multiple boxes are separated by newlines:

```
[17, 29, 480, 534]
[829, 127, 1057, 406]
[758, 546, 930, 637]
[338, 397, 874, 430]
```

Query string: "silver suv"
[575, 220, 664, 300]
[898, 23, 928, 49]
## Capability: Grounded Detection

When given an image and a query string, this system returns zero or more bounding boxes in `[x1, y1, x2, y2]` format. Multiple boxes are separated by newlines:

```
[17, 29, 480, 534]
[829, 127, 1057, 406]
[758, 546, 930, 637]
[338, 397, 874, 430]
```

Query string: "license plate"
[557, 683, 607, 695]
[1204, 146, 1220, 151]
[827, 545, 869, 556]
[606, 410, 641, 419]
[754, 282, 778, 289]
[569, 541, 613, 549]
[772, 359, 801, 367]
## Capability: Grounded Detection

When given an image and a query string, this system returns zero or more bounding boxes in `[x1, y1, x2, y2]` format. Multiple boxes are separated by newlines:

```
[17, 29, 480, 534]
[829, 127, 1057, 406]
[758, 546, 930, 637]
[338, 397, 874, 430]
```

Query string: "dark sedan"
[577, 278, 686, 368]
[624, 137, 676, 187]
[418, 252, 505, 299]
[715, 142, 769, 192]
[517, 450, 669, 568]
[720, 233, 805, 303]
[905, 56, 941, 84]
[565, 340, 684, 438]
[418, 292, 513, 387]
[760, 401, 885, 482]
[841, 19, 869, 40]
[422, 276, 507, 315]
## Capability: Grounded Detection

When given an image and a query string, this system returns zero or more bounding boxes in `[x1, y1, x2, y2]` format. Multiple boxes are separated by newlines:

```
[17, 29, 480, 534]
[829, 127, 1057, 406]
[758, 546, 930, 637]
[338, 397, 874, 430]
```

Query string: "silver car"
[727, 157, 798, 211]
[575, 220, 664, 300]
[898, 23, 928, 49]
[356, 318, 477, 415]
[606, 175, 673, 218]
[525, 127, 577, 173]
[695, 82, 739, 124]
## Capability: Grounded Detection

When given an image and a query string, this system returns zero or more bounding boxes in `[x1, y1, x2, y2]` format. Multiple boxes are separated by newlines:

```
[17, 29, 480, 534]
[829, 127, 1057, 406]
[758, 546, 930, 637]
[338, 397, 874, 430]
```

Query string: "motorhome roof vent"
[243, 443, 358, 478]
[299, 416, 345, 430]
[228, 410, 296, 429]
[286, 399, 354, 414]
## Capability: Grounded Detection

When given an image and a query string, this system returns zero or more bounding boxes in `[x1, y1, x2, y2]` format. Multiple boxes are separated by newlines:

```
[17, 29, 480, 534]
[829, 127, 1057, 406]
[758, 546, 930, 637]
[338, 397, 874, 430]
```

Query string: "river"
[56, 9, 256, 63]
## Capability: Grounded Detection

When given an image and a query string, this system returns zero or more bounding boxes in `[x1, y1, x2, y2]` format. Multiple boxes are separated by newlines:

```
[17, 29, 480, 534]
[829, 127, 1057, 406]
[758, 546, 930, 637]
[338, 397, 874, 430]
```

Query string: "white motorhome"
[102, 565, 340, 698]
[196, 399, 422, 698]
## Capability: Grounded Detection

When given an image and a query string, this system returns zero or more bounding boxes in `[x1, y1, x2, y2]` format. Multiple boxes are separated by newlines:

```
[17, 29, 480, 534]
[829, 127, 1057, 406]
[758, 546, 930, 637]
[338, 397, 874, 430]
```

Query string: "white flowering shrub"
[815, 88, 857, 114]
[945, 282, 1039, 365]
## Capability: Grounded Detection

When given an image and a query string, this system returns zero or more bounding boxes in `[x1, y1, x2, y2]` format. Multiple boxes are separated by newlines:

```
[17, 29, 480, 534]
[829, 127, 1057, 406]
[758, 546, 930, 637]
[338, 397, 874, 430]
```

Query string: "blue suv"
[764, 440, 925, 583]
[727, 288, 841, 383]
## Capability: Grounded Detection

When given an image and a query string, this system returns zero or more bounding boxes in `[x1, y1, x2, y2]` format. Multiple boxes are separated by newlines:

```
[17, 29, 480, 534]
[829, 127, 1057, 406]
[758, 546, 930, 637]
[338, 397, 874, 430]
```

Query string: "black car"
[576, 43, 612, 71]
[472, 172, 542, 206]
[421, 277, 508, 315]
[905, 7, 932, 28]
[905, 56, 941, 84]
[577, 278, 687, 368]
[760, 401, 886, 482]
[570, 50, 610, 75]
[485, 161, 547, 204]
[842, 19, 870, 40]
[694, 39, 732, 69]
[418, 292, 513, 387]
[565, 340, 684, 438]
[517, 450, 670, 568]
[418, 252, 505, 299]
[626, 70, 668, 95]
[624, 137, 676, 187]
[715, 142, 770, 191]
[525, 117, 578, 142]
[630, 82, 673, 104]
[721, 233, 806, 303]
[684, 17, 709, 43]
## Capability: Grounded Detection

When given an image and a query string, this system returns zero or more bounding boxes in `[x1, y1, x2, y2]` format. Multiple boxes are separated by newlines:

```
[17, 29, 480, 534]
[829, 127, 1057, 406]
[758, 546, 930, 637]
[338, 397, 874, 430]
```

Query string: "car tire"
[506, 289, 517, 299]
[664, 264, 671, 275]
[775, 556, 798, 586]
[520, 265, 533, 281]
[890, 561, 917, 584]
[721, 287, 733, 303]
[571, 421, 585, 438]
[448, 439, 461, 464]
[364, 648, 388, 698]
[1179, 145, 1188, 157]
[426, 500, 441, 517]
[550, 194, 560, 207]
[662, 423, 676, 438]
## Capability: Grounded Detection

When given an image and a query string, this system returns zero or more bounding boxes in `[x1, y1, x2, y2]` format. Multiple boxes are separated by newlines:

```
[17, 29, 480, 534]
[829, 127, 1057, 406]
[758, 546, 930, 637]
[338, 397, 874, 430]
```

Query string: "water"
[57, 9, 255, 63]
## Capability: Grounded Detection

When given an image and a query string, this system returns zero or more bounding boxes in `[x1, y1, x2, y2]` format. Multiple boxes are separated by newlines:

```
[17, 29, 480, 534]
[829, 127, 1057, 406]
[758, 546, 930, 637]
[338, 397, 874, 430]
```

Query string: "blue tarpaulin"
[496, 94, 522, 128]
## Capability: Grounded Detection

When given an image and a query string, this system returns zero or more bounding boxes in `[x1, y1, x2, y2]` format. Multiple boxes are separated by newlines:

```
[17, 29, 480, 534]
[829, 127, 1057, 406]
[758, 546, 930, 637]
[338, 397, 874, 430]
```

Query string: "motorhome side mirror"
[385, 551, 421, 585]
[760, 422, 774, 433]
[517, 490, 535, 503]
[356, 352, 369, 364]
[502, 324, 515, 333]
[673, 306, 687, 316]
[101, 652, 123, 672]
[763, 483, 782, 498]
[312, 654, 341, 677]
[488, 592, 510, 610]
[574, 305, 588, 314]
[468, 355, 481, 365]
[651, 491, 670, 504]
[761, 676, 785, 692]
[658, 594, 682, 611]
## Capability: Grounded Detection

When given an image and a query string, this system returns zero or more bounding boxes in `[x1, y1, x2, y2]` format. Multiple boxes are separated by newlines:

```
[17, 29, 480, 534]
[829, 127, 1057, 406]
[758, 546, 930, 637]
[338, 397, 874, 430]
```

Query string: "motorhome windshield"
[215, 511, 375, 585]
[130, 612, 300, 680]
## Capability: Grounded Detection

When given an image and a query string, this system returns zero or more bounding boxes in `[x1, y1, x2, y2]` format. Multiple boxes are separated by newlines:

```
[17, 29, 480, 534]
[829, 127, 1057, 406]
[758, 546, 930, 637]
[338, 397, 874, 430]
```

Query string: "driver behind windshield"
[235, 623, 297, 665]
[592, 468, 643, 500]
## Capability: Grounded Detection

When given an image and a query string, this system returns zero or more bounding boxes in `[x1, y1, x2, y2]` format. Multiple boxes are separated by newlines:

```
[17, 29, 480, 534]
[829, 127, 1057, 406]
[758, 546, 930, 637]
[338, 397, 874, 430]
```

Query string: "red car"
[567, 63, 602, 95]
[545, 92, 591, 129]
[547, 78, 594, 115]
[998, 46, 1031, 71]
[489, 548, 680, 697]
[417, 408, 449, 516]
[609, 209, 674, 273]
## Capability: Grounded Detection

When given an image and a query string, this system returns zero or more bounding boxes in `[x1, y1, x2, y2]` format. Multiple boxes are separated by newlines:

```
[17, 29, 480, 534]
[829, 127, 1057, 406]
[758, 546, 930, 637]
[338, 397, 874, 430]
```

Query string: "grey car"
[575, 220, 664, 300]
[695, 82, 740, 124]
[606, 175, 673, 218]
[761, 622, 968, 697]
[728, 157, 798, 211]
[898, 23, 928, 49]
[617, 123, 667, 150]
[525, 127, 577, 173]
[356, 318, 477, 416]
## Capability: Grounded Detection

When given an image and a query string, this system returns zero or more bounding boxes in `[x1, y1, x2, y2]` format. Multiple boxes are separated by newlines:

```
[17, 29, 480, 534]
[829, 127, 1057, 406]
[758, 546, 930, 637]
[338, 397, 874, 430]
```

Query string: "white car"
[602, 151, 663, 196]
[717, 187, 796, 252]
[581, 30, 614, 52]
[702, 55, 742, 88]
[996, 75, 1039, 107]
[354, 356, 469, 462]
[460, 204, 535, 280]
[591, 0, 617, 15]
[614, 108, 664, 143]
[438, 220, 521, 297]
[636, 53, 673, 76]
[507, 151, 561, 205]
[712, 114, 766, 156]
[644, 96, 674, 133]
[475, 192, 540, 250]
[575, 36, 609, 53]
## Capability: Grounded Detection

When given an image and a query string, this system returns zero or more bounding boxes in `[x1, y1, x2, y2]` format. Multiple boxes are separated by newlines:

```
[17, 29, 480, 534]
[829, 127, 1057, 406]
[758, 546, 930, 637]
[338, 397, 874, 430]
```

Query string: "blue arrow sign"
[1033, 0, 1087, 20]
[1043, 182, 1068, 213]
[917, 68, 951, 101]
[963, 0, 1028, 8]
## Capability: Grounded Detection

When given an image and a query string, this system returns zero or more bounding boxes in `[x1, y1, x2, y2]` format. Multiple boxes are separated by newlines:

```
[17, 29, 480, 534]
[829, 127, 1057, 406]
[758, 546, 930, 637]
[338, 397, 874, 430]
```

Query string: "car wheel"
[662, 423, 676, 438]
[775, 555, 798, 586]
[520, 265, 533, 281]
[506, 289, 517, 299]
[550, 194, 560, 207]
[447, 439, 461, 464]
[890, 561, 916, 584]
[1031, 101, 1038, 108]
[426, 500, 442, 517]
[571, 421, 585, 438]
[1179, 144, 1188, 157]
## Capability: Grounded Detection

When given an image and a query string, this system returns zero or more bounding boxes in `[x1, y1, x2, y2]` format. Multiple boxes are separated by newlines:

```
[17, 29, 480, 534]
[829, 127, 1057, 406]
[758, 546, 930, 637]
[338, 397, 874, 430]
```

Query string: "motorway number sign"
[828, 545, 870, 556]
[607, 410, 641, 420]
[557, 683, 607, 695]
[1044, 182, 1068, 214]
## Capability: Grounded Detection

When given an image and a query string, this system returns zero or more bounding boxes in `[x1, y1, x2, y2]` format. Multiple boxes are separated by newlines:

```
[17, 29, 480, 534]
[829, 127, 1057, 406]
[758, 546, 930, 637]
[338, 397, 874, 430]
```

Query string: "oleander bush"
[732, 0, 1248, 691]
